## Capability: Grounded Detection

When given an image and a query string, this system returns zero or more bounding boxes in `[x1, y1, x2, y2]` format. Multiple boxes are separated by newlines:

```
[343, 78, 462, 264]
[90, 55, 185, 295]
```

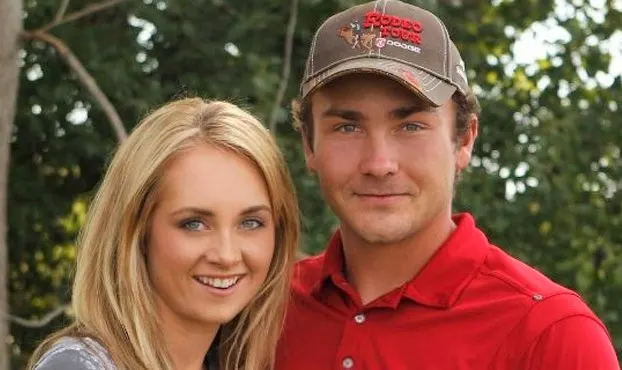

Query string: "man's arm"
[525, 315, 620, 369]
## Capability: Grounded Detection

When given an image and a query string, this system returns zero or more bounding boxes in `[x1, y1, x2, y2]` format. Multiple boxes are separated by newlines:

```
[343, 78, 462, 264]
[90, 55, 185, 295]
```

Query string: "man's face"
[305, 74, 476, 246]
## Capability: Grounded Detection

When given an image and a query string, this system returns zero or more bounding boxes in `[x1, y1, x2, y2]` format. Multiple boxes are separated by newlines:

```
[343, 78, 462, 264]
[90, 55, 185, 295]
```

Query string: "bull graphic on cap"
[338, 20, 377, 51]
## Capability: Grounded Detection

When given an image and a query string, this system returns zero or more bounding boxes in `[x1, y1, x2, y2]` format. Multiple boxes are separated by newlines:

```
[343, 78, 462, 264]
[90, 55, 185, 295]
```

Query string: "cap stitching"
[302, 55, 452, 92]
[309, 29, 320, 76]
[302, 64, 448, 105]
[424, 79, 442, 92]
[382, 0, 389, 13]
[305, 51, 457, 87]
[377, 0, 390, 57]
[373, 0, 381, 13]
[440, 22, 454, 82]
[429, 15, 448, 76]
[415, 69, 442, 92]
[368, 0, 383, 57]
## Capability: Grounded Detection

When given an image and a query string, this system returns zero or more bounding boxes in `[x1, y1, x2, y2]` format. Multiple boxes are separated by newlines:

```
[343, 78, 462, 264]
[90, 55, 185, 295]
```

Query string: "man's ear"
[301, 132, 317, 172]
[456, 114, 478, 171]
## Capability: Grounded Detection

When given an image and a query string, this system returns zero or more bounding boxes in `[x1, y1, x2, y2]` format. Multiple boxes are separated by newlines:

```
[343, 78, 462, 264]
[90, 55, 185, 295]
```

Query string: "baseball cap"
[301, 0, 469, 106]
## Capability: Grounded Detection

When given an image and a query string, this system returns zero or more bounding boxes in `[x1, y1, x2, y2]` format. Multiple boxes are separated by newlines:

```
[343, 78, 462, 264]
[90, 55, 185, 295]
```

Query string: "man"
[275, 0, 620, 369]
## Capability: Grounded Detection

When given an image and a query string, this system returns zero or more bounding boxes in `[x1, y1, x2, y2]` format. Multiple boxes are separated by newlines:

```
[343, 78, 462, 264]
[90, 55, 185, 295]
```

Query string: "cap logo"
[337, 16, 422, 54]
[386, 39, 421, 53]
[337, 20, 377, 51]
[399, 68, 422, 89]
[363, 11, 423, 45]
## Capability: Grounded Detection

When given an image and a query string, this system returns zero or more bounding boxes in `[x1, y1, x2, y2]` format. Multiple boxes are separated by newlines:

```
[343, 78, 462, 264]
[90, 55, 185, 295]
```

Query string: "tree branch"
[268, 0, 299, 135]
[54, 0, 71, 23]
[37, 0, 129, 34]
[22, 31, 128, 141]
[8, 304, 70, 328]
[0, 0, 22, 365]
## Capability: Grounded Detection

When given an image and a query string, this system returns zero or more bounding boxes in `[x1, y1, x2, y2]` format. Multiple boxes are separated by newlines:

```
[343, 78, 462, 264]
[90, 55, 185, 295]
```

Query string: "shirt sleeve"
[33, 348, 105, 370]
[525, 315, 620, 370]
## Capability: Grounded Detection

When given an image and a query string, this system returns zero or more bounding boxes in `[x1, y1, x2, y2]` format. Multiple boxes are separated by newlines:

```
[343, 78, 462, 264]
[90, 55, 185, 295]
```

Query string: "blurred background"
[0, 0, 620, 368]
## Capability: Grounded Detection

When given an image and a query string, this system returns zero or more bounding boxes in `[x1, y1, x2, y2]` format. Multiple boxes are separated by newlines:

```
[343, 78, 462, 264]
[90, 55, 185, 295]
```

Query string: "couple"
[28, 1, 619, 369]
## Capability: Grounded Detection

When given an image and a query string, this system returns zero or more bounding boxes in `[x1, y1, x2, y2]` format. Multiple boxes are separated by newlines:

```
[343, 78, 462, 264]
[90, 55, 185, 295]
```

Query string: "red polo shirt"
[275, 213, 619, 369]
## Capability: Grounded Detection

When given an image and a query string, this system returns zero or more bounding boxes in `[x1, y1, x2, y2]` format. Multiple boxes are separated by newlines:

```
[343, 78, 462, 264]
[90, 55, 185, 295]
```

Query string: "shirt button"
[354, 313, 366, 324]
[342, 357, 354, 368]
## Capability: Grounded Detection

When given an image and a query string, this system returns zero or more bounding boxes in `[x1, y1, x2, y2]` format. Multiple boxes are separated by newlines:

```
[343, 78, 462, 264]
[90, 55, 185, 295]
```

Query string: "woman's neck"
[157, 301, 220, 370]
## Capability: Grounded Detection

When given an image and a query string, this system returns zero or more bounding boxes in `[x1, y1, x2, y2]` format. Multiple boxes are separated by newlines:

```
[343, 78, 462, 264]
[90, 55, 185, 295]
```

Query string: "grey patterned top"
[33, 336, 219, 370]
[33, 337, 116, 370]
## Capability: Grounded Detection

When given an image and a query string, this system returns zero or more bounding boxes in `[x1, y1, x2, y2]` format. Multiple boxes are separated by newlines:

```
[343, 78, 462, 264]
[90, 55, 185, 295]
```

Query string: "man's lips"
[353, 193, 411, 204]
[354, 192, 410, 197]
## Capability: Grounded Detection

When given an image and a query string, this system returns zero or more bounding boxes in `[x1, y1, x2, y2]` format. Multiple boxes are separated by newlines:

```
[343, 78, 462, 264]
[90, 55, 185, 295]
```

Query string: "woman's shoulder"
[33, 336, 117, 370]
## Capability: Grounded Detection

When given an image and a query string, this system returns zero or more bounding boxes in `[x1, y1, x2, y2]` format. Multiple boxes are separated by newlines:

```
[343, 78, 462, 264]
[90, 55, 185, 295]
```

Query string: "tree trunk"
[0, 0, 22, 368]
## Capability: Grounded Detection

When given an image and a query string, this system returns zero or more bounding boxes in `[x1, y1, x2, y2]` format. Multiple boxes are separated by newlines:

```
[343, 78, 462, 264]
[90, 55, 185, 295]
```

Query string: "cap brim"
[301, 59, 457, 107]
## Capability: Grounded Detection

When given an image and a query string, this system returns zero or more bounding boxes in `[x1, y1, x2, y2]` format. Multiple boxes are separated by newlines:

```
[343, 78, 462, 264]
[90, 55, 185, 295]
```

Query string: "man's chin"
[349, 223, 415, 246]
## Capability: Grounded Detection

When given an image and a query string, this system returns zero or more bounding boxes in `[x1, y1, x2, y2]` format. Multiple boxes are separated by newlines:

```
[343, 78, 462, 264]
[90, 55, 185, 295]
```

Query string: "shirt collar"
[310, 230, 346, 295]
[403, 213, 489, 308]
[311, 213, 489, 309]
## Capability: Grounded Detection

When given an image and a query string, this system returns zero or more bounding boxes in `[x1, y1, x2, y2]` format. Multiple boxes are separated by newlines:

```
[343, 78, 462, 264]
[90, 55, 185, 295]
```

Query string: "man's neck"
[341, 212, 456, 305]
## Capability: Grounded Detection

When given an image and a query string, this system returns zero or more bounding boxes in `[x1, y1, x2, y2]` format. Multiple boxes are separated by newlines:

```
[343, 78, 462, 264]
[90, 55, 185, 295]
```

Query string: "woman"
[27, 98, 300, 370]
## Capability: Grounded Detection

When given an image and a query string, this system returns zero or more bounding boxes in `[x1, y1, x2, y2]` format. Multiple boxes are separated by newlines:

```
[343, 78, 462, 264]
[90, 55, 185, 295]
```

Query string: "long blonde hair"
[28, 98, 300, 369]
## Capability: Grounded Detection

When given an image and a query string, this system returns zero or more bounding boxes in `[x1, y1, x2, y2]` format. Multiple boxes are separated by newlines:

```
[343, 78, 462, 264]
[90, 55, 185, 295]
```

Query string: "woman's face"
[147, 143, 275, 333]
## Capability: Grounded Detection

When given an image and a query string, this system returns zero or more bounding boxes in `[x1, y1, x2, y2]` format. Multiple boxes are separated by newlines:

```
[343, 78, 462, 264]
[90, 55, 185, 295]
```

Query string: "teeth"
[195, 276, 240, 289]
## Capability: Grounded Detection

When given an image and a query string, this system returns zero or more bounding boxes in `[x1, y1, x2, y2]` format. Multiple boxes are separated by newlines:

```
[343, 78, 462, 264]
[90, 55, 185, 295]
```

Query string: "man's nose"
[359, 133, 399, 178]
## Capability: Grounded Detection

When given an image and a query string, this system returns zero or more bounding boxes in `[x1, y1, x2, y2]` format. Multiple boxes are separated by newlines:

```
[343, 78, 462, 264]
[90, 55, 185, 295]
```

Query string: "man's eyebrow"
[320, 108, 364, 121]
[320, 104, 434, 121]
[389, 105, 434, 119]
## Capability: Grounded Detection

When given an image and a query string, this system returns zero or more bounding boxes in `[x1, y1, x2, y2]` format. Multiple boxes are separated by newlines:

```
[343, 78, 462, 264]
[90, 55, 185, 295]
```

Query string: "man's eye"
[336, 123, 359, 133]
[402, 122, 423, 132]
[181, 219, 205, 231]
[240, 219, 264, 230]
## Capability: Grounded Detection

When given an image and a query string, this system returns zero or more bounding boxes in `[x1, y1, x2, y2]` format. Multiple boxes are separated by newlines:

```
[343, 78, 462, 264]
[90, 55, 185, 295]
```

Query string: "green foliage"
[9, 0, 621, 367]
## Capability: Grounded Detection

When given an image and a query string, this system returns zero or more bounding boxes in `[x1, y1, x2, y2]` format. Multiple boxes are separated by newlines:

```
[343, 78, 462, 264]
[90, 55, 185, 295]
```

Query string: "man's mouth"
[355, 193, 409, 197]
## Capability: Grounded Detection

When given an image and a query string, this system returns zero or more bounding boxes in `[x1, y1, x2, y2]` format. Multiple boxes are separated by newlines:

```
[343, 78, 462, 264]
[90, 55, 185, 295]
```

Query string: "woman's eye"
[182, 219, 205, 231]
[240, 219, 264, 230]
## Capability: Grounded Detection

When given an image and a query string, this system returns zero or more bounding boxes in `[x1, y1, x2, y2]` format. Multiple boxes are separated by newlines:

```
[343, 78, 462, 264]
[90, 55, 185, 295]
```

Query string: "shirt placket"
[333, 309, 373, 370]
